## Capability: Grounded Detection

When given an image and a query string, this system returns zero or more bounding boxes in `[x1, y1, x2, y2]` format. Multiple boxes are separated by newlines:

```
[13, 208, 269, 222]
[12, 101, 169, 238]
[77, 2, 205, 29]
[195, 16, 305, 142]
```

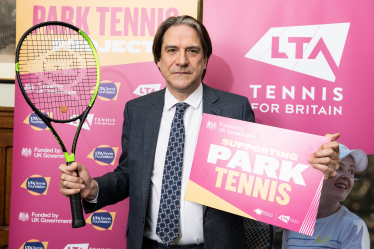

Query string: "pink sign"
[186, 114, 330, 235]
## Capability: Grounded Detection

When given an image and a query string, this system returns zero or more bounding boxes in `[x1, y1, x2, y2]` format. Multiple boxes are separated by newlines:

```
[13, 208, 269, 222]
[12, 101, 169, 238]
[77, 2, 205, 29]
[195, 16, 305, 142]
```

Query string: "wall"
[0, 85, 14, 107]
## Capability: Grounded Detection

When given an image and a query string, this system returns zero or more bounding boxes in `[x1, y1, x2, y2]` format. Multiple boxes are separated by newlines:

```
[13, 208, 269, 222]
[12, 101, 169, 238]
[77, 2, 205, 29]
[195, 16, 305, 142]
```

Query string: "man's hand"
[59, 162, 98, 201]
[308, 133, 341, 180]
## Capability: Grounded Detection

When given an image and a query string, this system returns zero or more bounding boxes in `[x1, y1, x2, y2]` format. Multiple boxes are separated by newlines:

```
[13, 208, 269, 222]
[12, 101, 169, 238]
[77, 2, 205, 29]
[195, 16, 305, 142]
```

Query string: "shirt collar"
[164, 83, 203, 110]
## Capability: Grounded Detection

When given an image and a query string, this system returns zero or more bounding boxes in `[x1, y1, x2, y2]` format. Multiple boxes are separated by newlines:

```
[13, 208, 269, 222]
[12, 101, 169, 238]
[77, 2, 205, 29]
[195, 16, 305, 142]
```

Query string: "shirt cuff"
[86, 183, 99, 203]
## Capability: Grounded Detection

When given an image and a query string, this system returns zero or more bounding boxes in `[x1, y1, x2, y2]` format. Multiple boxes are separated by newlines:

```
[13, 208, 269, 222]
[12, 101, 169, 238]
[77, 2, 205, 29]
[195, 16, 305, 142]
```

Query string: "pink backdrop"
[203, 0, 374, 155]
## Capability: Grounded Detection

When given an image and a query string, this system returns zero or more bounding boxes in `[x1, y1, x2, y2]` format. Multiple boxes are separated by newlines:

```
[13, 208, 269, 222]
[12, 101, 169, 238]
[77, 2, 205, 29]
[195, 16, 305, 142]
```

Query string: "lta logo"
[87, 145, 118, 166]
[245, 23, 350, 82]
[23, 113, 52, 131]
[20, 239, 48, 249]
[20, 175, 51, 195]
[278, 215, 290, 223]
[133, 84, 161, 96]
[86, 210, 116, 230]
[96, 80, 121, 101]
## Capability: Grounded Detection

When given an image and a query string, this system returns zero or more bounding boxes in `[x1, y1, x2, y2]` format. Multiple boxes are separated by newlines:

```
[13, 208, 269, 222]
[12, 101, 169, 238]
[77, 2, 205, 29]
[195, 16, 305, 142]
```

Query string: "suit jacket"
[84, 83, 255, 249]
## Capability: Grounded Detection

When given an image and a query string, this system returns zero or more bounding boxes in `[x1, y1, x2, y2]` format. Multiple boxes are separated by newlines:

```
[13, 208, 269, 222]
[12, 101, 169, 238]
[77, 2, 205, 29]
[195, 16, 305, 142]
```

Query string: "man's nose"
[176, 51, 188, 66]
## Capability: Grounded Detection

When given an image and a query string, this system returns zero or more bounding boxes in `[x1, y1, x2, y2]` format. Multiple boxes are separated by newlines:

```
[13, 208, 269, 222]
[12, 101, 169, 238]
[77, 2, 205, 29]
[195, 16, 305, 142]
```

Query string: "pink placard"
[186, 113, 331, 235]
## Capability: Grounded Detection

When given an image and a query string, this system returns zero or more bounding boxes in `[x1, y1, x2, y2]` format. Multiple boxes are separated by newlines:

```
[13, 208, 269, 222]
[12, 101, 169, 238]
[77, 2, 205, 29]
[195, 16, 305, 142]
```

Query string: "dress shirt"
[143, 83, 204, 245]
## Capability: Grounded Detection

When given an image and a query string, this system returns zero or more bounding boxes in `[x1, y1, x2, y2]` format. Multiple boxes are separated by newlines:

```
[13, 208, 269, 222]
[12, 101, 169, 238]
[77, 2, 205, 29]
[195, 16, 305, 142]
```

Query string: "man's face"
[157, 25, 207, 100]
[320, 155, 355, 203]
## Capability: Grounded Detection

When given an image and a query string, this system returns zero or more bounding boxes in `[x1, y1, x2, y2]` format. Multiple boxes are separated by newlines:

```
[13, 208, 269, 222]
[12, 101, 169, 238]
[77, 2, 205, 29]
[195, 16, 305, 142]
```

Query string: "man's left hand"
[308, 133, 341, 180]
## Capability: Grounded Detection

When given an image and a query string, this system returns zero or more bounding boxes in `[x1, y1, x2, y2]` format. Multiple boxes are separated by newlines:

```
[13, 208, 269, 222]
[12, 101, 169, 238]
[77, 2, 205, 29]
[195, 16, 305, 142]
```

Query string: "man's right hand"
[59, 162, 98, 201]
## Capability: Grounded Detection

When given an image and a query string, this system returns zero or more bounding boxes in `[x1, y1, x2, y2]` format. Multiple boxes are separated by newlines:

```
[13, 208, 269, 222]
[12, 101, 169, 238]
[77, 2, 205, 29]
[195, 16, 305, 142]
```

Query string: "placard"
[186, 113, 330, 235]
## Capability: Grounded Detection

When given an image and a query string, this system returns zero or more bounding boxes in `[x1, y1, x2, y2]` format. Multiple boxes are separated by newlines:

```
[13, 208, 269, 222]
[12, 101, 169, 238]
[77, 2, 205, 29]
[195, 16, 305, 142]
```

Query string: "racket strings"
[244, 218, 273, 249]
[18, 25, 97, 121]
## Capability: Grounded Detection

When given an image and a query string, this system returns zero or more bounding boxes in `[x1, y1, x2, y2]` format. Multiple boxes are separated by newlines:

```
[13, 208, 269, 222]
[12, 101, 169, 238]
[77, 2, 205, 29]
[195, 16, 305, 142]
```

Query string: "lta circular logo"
[87, 145, 118, 166]
[23, 113, 51, 131]
[20, 239, 48, 249]
[20, 175, 51, 195]
[85, 210, 116, 231]
[95, 80, 121, 101]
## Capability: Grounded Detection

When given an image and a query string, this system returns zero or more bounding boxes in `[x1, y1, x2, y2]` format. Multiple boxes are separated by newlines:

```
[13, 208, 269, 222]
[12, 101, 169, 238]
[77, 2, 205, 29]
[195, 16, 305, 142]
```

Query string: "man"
[60, 16, 340, 249]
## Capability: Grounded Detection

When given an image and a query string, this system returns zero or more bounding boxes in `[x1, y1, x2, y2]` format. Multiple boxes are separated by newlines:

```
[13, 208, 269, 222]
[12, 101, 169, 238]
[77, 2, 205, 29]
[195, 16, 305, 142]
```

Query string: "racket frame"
[15, 21, 100, 228]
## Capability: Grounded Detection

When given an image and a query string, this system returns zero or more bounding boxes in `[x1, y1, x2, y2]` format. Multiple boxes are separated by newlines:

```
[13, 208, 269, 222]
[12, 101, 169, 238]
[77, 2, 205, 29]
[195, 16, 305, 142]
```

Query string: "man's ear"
[157, 60, 161, 69]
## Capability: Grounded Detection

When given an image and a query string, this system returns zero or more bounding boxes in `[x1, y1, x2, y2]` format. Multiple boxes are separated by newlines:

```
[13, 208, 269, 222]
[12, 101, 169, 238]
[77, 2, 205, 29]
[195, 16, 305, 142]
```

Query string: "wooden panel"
[0, 107, 13, 249]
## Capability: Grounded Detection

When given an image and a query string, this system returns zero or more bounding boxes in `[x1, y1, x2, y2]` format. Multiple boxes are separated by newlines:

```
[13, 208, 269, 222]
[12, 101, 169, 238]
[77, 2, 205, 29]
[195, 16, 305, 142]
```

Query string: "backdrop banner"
[10, 1, 197, 248]
[203, 0, 374, 155]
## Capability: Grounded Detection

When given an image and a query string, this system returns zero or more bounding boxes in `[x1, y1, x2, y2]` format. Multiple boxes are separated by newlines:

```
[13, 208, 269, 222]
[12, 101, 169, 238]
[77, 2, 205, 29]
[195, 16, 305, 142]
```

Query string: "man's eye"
[189, 50, 198, 54]
[167, 49, 176, 53]
[337, 166, 342, 172]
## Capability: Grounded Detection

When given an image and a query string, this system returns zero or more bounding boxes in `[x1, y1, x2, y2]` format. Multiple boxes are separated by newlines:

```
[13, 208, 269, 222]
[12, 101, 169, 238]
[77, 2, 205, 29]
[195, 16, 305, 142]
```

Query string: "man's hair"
[152, 15, 212, 80]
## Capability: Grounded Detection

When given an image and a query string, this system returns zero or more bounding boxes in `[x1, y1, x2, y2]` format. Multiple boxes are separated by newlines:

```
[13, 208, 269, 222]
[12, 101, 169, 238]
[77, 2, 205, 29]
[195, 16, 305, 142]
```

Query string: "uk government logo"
[254, 208, 273, 217]
[23, 113, 52, 131]
[245, 23, 350, 82]
[95, 80, 121, 101]
[19, 211, 71, 224]
[21, 147, 64, 159]
[87, 145, 119, 166]
[21, 175, 51, 195]
[206, 121, 217, 130]
[21, 147, 32, 157]
[86, 210, 116, 231]
[19, 212, 29, 222]
[19, 239, 48, 249]
[133, 84, 161, 96]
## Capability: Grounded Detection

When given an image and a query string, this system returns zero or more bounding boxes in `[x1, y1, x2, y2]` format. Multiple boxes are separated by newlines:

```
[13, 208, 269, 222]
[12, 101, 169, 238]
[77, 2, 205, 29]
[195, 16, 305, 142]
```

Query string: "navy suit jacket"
[84, 84, 255, 249]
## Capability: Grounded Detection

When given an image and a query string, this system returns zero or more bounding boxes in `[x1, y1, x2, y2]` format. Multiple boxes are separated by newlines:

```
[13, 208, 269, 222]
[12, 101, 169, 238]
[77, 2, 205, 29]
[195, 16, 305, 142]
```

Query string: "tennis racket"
[15, 21, 100, 228]
[244, 218, 275, 249]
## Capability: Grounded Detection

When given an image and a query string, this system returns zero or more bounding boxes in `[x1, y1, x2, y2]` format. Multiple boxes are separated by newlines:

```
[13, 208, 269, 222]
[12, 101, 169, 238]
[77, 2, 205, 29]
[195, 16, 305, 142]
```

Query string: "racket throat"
[64, 152, 75, 163]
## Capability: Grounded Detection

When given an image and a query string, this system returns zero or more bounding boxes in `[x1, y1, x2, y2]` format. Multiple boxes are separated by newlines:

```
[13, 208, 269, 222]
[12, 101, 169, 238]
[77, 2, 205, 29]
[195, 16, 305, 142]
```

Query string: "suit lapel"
[142, 89, 165, 211]
[203, 83, 221, 116]
[202, 84, 221, 215]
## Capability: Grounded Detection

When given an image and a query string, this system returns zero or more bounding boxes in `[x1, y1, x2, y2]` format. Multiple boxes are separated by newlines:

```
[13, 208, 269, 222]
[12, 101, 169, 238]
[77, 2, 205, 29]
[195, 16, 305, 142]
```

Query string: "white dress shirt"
[143, 83, 204, 245]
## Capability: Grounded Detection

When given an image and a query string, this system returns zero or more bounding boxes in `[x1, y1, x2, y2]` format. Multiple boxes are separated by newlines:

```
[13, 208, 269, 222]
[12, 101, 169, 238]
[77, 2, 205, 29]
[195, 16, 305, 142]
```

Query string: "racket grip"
[67, 161, 86, 228]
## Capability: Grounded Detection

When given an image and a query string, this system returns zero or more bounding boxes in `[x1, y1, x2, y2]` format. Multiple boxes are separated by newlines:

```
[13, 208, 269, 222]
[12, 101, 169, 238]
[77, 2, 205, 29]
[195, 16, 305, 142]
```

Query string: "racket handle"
[67, 161, 86, 228]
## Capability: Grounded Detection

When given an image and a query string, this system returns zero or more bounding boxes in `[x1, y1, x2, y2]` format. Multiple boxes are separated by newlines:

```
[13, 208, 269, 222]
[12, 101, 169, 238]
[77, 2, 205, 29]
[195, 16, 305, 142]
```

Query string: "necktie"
[156, 102, 189, 245]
